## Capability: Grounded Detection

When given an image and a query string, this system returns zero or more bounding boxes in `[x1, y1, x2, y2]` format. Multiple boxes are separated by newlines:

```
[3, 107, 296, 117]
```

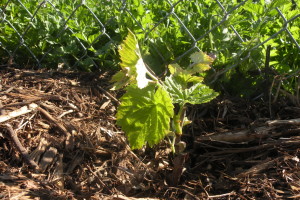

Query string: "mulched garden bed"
[0, 67, 299, 200]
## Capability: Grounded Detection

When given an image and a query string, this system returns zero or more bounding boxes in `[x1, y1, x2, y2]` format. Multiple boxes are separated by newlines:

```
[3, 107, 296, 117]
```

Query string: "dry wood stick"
[207, 191, 236, 199]
[85, 164, 113, 194]
[37, 106, 69, 136]
[4, 124, 39, 170]
[37, 106, 74, 150]
[167, 187, 201, 200]
[237, 157, 280, 178]
[0, 103, 38, 123]
[97, 85, 120, 105]
[1, 95, 63, 109]
[196, 126, 273, 143]
[267, 118, 300, 126]
[197, 137, 300, 157]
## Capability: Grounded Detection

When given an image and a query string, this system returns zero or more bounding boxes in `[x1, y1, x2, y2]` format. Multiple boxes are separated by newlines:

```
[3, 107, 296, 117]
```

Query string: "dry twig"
[0, 103, 38, 123]
[37, 106, 70, 136]
[3, 124, 39, 170]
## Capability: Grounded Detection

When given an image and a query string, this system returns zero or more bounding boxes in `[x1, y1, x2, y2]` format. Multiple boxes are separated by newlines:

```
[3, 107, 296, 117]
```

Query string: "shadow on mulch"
[0, 67, 300, 200]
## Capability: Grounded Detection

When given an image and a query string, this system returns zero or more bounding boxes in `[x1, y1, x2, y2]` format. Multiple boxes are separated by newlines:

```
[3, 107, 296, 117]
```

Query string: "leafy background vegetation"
[0, 0, 299, 97]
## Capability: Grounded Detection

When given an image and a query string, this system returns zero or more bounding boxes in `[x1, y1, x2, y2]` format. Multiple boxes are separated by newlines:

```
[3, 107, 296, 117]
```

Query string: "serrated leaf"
[186, 76, 204, 83]
[164, 76, 185, 104]
[190, 51, 214, 65]
[111, 30, 150, 90]
[164, 75, 218, 104]
[167, 64, 204, 88]
[119, 30, 140, 68]
[189, 51, 215, 73]
[185, 83, 219, 104]
[168, 63, 183, 75]
[110, 70, 132, 90]
[189, 63, 211, 74]
[116, 84, 174, 149]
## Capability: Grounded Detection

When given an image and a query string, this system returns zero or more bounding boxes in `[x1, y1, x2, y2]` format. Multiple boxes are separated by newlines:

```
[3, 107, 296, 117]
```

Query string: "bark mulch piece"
[0, 67, 300, 199]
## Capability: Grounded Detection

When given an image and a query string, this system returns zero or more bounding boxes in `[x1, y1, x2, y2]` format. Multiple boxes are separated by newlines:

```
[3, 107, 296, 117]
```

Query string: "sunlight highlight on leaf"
[136, 57, 150, 89]
[111, 30, 150, 90]
[189, 51, 215, 73]
[167, 64, 204, 89]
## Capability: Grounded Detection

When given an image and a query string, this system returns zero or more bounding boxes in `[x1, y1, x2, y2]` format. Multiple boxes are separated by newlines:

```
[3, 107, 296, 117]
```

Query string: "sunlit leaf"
[269, 0, 288, 10]
[110, 70, 132, 90]
[167, 64, 204, 88]
[168, 63, 183, 75]
[185, 83, 219, 104]
[164, 75, 218, 104]
[111, 30, 150, 90]
[190, 51, 215, 65]
[189, 63, 211, 73]
[189, 51, 215, 73]
[136, 57, 150, 89]
[116, 84, 174, 149]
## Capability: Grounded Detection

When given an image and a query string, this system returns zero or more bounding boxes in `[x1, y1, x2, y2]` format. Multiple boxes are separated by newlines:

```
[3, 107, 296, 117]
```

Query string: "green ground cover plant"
[0, 0, 299, 96]
[0, 0, 123, 70]
[111, 30, 218, 152]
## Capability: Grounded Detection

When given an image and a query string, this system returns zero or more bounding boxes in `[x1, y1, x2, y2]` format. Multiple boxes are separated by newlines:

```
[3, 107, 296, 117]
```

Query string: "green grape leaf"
[164, 75, 219, 104]
[185, 83, 219, 104]
[168, 64, 204, 88]
[116, 84, 174, 149]
[168, 63, 183, 75]
[189, 51, 214, 73]
[110, 70, 132, 90]
[164, 75, 185, 104]
[111, 30, 150, 90]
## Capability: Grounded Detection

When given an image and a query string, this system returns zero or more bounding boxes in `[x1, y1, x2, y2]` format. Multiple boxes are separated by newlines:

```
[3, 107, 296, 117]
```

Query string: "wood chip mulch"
[0, 67, 300, 200]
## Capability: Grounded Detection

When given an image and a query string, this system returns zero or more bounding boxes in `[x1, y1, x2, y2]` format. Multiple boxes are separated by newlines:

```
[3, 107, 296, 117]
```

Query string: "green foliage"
[110, 30, 150, 90]
[218, 0, 300, 96]
[0, 0, 122, 70]
[164, 51, 218, 105]
[112, 31, 218, 151]
[164, 76, 218, 105]
[116, 84, 174, 149]
[1, 0, 299, 97]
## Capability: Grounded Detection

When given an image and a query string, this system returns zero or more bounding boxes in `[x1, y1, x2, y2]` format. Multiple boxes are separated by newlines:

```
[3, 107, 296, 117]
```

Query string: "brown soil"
[0, 67, 299, 200]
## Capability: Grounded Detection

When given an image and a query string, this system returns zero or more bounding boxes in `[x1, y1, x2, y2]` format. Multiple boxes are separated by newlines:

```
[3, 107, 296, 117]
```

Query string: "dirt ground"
[0, 67, 300, 200]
